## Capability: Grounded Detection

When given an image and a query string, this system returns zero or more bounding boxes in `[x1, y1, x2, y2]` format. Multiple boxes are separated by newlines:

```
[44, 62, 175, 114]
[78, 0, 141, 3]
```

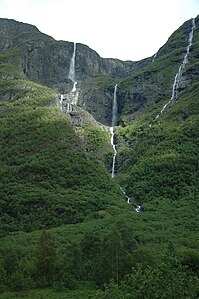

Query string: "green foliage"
[0, 16, 199, 299]
[0, 78, 123, 234]
[77, 125, 111, 158]
[116, 90, 199, 204]
[63, 219, 138, 286]
[98, 262, 199, 299]
[34, 231, 57, 287]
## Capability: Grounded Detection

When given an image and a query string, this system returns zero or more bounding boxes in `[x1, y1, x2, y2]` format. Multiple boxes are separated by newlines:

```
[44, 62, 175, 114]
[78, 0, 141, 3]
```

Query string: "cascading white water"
[72, 82, 77, 92]
[110, 127, 117, 178]
[68, 42, 77, 92]
[66, 103, 72, 113]
[110, 84, 118, 178]
[110, 85, 141, 211]
[120, 187, 141, 212]
[63, 42, 79, 113]
[155, 18, 196, 120]
[60, 94, 63, 110]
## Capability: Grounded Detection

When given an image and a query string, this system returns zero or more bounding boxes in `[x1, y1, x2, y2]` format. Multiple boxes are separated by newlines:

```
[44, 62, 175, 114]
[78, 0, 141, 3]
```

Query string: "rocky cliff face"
[0, 18, 149, 82]
[113, 16, 199, 125]
[0, 18, 152, 125]
[0, 16, 198, 126]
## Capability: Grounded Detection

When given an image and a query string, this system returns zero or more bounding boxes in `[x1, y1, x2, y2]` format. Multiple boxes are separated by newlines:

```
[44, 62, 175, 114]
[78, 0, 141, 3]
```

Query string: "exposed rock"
[0, 16, 198, 126]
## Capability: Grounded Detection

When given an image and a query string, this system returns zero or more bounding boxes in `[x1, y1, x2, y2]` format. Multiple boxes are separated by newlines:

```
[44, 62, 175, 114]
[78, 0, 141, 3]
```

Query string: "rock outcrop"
[0, 16, 198, 126]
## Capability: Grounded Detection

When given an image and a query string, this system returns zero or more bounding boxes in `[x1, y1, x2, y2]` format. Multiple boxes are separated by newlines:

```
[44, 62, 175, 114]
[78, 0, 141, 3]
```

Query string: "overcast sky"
[0, 0, 198, 61]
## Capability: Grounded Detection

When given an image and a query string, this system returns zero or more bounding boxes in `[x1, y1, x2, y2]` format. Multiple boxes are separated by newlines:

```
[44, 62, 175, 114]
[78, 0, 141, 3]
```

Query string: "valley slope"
[0, 16, 199, 298]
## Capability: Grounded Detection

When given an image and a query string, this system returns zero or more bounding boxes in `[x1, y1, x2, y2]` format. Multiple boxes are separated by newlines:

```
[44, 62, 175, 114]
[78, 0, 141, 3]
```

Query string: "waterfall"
[63, 42, 78, 113]
[155, 18, 196, 120]
[110, 127, 117, 178]
[68, 42, 77, 92]
[120, 187, 141, 213]
[60, 94, 63, 110]
[110, 84, 118, 178]
[66, 103, 72, 113]
[110, 85, 141, 211]
[112, 84, 118, 127]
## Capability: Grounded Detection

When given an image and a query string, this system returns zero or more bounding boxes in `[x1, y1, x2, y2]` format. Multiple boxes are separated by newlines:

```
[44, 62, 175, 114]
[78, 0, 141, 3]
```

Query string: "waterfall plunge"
[68, 42, 77, 92]
[120, 187, 141, 213]
[155, 18, 196, 120]
[63, 42, 78, 113]
[110, 85, 141, 211]
[60, 94, 64, 111]
[110, 127, 117, 178]
[110, 84, 118, 178]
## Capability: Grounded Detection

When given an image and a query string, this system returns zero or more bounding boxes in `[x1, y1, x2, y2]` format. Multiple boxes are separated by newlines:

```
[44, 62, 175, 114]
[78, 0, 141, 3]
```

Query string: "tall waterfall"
[155, 18, 196, 120]
[110, 85, 141, 211]
[110, 127, 117, 178]
[68, 42, 77, 92]
[62, 42, 79, 113]
[110, 84, 118, 178]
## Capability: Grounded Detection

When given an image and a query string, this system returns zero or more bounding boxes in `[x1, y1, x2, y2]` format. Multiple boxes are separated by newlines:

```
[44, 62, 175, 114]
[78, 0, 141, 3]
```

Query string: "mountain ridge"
[2, 16, 198, 125]
[0, 16, 199, 298]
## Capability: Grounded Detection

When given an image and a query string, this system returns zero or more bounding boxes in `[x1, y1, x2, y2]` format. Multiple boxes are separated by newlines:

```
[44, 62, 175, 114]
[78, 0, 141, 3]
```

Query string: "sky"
[0, 0, 198, 61]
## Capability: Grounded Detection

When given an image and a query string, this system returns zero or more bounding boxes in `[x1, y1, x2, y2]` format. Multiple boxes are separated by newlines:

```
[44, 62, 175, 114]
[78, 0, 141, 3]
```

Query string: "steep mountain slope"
[0, 18, 151, 125]
[114, 16, 199, 204]
[0, 16, 199, 298]
[0, 14, 198, 240]
[114, 17, 199, 124]
[0, 18, 147, 83]
[0, 41, 123, 234]
[1, 17, 197, 126]
[0, 108, 122, 232]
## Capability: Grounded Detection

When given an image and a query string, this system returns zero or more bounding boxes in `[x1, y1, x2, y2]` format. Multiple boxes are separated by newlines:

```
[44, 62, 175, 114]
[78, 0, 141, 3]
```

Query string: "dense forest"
[0, 16, 199, 298]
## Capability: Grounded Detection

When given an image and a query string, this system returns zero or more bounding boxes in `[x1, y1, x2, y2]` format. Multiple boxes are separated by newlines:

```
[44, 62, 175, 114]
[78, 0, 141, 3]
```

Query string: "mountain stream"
[110, 84, 141, 212]
[60, 42, 78, 112]
[155, 18, 196, 121]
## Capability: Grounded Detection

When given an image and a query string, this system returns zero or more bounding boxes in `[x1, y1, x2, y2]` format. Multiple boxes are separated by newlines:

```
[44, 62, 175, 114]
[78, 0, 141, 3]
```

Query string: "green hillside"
[0, 16, 199, 298]
[0, 83, 123, 233]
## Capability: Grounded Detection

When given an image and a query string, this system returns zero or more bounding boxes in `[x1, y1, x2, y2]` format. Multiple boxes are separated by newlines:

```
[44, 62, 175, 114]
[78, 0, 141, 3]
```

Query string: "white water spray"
[66, 103, 72, 113]
[60, 94, 64, 110]
[110, 127, 117, 178]
[68, 42, 77, 92]
[110, 84, 118, 178]
[155, 18, 196, 120]
[62, 42, 79, 113]
[120, 187, 141, 213]
[109, 85, 141, 211]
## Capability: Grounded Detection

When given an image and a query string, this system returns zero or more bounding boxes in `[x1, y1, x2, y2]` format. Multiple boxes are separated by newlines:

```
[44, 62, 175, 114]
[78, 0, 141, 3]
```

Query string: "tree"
[34, 230, 57, 287]
[73, 219, 138, 287]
